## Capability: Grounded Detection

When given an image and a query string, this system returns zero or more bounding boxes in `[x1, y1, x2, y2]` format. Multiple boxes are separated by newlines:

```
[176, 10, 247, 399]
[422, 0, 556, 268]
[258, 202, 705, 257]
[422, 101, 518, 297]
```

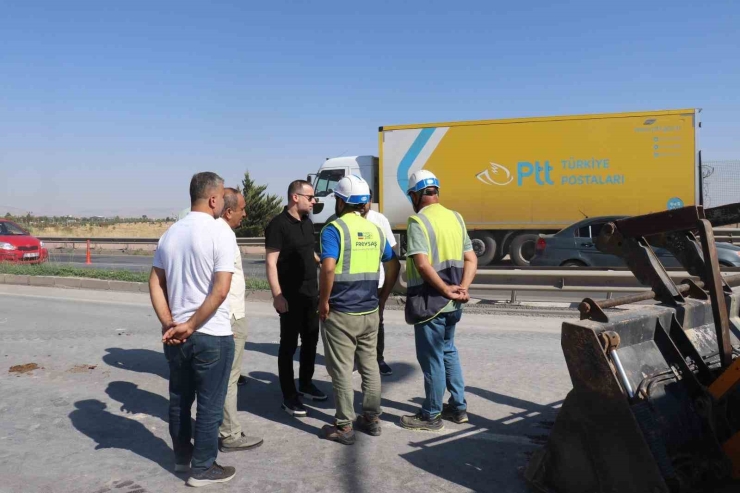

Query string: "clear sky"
[1, 0, 738, 217]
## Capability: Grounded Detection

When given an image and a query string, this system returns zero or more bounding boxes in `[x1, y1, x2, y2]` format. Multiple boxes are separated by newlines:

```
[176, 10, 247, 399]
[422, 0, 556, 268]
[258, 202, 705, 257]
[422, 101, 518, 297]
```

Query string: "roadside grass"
[0, 262, 271, 290]
[245, 278, 270, 290]
[0, 263, 149, 282]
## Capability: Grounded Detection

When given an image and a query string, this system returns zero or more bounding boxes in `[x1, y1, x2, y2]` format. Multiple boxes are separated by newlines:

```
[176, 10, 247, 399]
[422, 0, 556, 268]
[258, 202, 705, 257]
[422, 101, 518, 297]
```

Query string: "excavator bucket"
[525, 203, 740, 493]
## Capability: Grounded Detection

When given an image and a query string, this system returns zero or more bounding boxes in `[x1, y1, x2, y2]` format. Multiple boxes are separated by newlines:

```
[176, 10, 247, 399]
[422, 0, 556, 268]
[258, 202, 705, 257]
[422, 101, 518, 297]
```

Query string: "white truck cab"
[308, 156, 378, 227]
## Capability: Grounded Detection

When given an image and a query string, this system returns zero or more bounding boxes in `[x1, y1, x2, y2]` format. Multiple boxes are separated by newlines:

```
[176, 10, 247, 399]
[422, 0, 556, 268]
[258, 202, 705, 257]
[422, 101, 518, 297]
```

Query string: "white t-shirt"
[216, 218, 245, 320]
[153, 211, 236, 336]
[365, 209, 397, 288]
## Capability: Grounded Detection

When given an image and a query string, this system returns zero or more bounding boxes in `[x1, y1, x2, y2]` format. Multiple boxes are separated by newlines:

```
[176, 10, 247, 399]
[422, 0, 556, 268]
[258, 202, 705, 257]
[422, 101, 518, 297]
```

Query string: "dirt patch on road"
[9, 363, 39, 374]
[68, 364, 97, 373]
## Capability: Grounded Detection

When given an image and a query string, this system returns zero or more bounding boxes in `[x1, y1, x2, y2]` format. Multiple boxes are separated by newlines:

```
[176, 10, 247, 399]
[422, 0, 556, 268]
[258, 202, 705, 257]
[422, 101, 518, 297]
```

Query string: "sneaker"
[186, 462, 236, 487]
[297, 383, 328, 401]
[378, 360, 393, 376]
[175, 462, 190, 473]
[237, 375, 248, 386]
[219, 432, 264, 452]
[320, 424, 356, 445]
[281, 396, 308, 417]
[399, 412, 444, 432]
[355, 414, 382, 436]
[441, 403, 469, 424]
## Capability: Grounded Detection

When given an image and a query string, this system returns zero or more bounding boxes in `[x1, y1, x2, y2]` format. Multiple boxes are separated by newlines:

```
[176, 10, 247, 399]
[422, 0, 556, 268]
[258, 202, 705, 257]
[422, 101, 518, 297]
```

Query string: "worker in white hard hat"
[399, 170, 478, 432]
[318, 174, 400, 445]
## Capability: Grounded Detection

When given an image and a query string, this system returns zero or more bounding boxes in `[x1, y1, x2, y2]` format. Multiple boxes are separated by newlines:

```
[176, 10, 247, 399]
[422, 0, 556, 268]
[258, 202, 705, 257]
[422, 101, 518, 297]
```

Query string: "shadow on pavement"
[103, 348, 169, 380]
[241, 371, 334, 436]
[105, 381, 169, 422]
[97, 339, 548, 490]
[245, 341, 327, 367]
[69, 399, 178, 477]
[398, 387, 563, 492]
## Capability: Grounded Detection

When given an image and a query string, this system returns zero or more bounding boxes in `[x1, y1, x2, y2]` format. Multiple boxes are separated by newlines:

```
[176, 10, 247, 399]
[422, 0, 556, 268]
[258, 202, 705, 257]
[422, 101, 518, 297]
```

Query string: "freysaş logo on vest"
[356, 231, 378, 248]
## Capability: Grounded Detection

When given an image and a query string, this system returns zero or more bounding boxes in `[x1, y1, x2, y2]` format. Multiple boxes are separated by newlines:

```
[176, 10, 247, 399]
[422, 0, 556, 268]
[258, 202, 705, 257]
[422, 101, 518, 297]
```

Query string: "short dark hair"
[190, 172, 224, 204]
[223, 187, 240, 211]
[287, 180, 311, 200]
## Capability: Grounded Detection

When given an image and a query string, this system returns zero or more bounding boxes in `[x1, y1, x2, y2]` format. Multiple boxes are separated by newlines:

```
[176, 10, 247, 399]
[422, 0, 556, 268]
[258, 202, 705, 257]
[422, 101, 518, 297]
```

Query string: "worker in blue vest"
[399, 170, 478, 432]
[318, 175, 400, 445]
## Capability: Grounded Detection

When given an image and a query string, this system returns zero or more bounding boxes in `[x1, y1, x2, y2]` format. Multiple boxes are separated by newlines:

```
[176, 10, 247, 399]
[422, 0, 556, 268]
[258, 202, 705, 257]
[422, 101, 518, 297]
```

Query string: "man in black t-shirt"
[265, 180, 327, 416]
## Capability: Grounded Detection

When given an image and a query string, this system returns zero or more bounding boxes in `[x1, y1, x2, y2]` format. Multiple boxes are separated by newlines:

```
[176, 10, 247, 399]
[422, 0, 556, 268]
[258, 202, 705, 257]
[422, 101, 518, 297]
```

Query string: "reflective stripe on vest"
[326, 213, 385, 315]
[405, 204, 466, 325]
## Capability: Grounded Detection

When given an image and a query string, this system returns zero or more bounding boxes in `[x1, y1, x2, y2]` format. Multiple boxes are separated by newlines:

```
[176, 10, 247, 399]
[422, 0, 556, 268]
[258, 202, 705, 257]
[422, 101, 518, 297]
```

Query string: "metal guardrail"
[395, 263, 740, 302]
[39, 237, 265, 246]
[714, 227, 740, 244]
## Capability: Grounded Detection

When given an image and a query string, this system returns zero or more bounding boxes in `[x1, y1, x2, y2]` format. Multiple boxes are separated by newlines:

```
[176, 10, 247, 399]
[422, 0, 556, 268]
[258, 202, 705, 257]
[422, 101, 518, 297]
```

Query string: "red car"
[0, 219, 49, 264]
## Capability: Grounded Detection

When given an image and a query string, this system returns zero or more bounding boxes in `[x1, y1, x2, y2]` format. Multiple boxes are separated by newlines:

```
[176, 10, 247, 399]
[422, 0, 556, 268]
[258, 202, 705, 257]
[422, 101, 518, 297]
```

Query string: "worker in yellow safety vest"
[399, 170, 478, 432]
[318, 174, 400, 445]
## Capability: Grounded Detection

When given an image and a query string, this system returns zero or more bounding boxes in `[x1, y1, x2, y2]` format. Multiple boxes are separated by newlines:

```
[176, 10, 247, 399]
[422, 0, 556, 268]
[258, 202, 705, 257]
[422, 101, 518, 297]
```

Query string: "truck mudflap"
[525, 202, 740, 493]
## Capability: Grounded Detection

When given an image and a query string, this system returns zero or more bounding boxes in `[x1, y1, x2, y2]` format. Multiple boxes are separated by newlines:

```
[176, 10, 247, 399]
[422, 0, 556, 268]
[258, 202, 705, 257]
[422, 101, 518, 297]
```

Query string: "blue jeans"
[414, 309, 466, 418]
[164, 332, 234, 474]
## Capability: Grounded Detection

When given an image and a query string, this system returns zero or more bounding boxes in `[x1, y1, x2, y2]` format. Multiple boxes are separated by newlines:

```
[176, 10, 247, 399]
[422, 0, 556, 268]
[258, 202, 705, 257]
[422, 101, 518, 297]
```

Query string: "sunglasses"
[296, 193, 317, 201]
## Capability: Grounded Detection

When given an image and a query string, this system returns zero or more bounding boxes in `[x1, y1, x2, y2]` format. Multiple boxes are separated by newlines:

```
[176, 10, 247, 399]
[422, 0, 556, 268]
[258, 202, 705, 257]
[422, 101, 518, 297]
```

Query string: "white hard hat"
[334, 174, 371, 205]
[407, 170, 440, 194]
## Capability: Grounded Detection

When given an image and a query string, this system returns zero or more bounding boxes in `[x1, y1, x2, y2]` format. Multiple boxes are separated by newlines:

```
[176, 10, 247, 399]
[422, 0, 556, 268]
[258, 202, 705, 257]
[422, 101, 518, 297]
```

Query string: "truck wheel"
[510, 233, 539, 267]
[471, 232, 497, 266]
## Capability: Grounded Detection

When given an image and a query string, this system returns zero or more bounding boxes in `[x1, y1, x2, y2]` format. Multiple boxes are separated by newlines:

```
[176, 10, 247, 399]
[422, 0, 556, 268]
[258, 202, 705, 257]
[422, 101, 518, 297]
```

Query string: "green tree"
[236, 170, 282, 237]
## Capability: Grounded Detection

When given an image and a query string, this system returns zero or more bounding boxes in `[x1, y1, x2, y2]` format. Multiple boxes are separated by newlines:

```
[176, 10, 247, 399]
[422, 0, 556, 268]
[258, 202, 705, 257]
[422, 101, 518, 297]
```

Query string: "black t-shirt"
[265, 207, 318, 299]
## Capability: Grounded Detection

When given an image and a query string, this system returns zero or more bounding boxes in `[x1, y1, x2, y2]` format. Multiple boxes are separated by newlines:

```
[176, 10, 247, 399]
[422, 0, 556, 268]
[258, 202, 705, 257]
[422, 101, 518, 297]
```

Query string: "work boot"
[186, 462, 236, 487]
[320, 424, 356, 445]
[378, 360, 393, 376]
[297, 383, 328, 401]
[441, 403, 469, 424]
[399, 412, 444, 432]
[355, 414, 382, 436]
[281, 396, 308, 417]
[219, 432, 264, 452]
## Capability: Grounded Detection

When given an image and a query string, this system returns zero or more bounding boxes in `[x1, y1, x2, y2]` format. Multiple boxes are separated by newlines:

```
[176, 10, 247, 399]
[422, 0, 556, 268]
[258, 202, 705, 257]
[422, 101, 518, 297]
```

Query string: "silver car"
[530, 216, 740, 268]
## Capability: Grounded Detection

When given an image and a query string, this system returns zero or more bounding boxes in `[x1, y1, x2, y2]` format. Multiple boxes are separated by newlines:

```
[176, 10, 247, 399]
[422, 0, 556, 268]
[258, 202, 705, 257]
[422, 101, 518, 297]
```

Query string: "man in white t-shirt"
[362, 190, 397, 376]
[217, 188, 263, 453]
[149, 172, 238, 487]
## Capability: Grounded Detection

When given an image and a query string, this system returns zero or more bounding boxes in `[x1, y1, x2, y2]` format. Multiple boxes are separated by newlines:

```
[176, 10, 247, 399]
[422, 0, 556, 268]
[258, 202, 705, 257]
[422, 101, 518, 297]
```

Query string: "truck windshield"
[314, 169, 345, 197]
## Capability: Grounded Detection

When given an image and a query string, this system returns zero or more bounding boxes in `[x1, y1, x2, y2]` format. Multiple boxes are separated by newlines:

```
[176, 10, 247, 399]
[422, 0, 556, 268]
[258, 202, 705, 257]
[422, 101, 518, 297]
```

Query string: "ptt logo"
[476, 163, 513, 186]
[476, 161, 554, 187]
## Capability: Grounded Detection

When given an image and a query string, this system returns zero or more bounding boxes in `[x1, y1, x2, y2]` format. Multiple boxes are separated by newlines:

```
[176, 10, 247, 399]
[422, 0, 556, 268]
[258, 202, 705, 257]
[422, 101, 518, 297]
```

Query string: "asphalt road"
[0, 285, 571, 493]
[48, 252, 630, 304]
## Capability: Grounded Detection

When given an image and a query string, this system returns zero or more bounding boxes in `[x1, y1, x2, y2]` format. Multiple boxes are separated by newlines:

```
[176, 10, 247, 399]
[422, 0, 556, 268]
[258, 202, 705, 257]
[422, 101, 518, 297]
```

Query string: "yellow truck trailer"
[309, 108, 700, 265]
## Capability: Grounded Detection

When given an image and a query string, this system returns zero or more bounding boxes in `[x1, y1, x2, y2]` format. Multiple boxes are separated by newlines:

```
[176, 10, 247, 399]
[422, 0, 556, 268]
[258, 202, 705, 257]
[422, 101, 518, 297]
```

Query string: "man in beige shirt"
[218, 188, 263, 452]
